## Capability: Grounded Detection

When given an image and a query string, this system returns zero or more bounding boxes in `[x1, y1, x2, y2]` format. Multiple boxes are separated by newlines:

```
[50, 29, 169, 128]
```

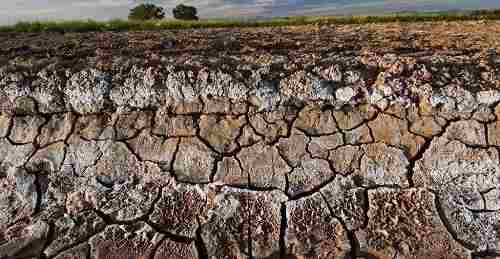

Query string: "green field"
[1, 9, 499, 33]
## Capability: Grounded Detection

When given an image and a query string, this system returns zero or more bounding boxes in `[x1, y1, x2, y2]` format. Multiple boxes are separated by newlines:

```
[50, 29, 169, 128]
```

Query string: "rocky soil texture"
[1, 21, 500, 258]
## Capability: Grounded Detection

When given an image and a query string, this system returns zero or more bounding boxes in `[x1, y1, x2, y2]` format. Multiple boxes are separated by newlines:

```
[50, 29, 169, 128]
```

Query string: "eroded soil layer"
[1, 21, 499, 258]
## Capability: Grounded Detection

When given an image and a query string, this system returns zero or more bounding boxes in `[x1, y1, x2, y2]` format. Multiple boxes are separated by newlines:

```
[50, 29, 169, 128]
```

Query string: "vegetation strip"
[1, 9, 500, 33]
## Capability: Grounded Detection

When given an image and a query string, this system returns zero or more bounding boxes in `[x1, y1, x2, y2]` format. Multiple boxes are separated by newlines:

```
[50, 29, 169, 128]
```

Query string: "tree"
[129, 3, 165, 21]
[173, 4, 198, 21]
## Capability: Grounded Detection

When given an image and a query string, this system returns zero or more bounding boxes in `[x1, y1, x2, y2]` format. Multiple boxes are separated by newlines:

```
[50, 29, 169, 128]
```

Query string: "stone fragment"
[434, 84, 477, 120]
[0, 92, 12, 112]
[0, 112, 10, 138]
[65, 189, 97, 216]
[231, 100, 249, 115]
[237, 124, 262, 147]
[418, 96, 436, 117]
[0, 167, 37, 229]
[63, 134, 102, 175]
[384, 103, 407, 119]
[86, 143, 168, 221]
[202, 96, 248, 115]
[197, 69, 248, 100]
[75, 113, 116, 140]
[276, 128, 308, 167]
[476, 90, 500, 105]
[295, 105, 337, 135]
[153, 239, 199, 259]
[357, 143, 410, 187]
[344, 124, 373, 145]
[487, 104, 500, 146]
[439, 189, 499, 251]
[329, 145, 362, 175]
[249, 80, 281, 111]
[89, 222, 163, 259]
[53, 243, 89, 259]
[38, 163, 94, 218]
[154, 113, 197, 137]
[172, 101, 203, 114]
[320, 175, 366, 230]
[356, 188, 471, 259]
[14, 96, 37, 114]
[445, 120, 487, 146]
[264, 107, 297, 123]
[201, 96, 232, 114]
[44, 210, 106, 257]
[249, 111, 290, 144]
[308, 133, 344, 158]
[285, 192, 351, 258]
[414, 136, 500, 251]
[161, 69, 197, 105]
[199, 115, 246, 153]
[279, 70, 317, 99]
[110, 66, 159, 109]
[333, 105, 376, 130]
[127, 129, 178, 167]
[473, 105, 496, 122]
[26, 141, 66, 172]
[287, 154, 334, 198]
[367, 88, 388, 110]
[201, 187, 287, 258]
[409, 115, 443, 138]
[65, 69, 110, 114]
[336, 87, 355, 102]
[37, 113, 75, 146]
[320, 64, 343, 82]
[9, 115, 45, 144]
[238, 142, 290, 190]
[30, 69, 67, 114]
[309, 76, 336, 101]
[0, 138, 34, 169]
[493, 103, 500, 120]
[329, 143, 409, 187]
[114, 111, 153, 139]
[0, 220, 49, 258]
[173, 137, 218, 183]
[214, 157, 248, 186]
[368, 113, 425, 158]
[149, 181, 206, 238]
[483, 189, 500, 211]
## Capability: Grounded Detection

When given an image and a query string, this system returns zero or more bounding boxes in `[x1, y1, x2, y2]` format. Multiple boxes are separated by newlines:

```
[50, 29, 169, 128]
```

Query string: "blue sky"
[1, 0, 499, 25]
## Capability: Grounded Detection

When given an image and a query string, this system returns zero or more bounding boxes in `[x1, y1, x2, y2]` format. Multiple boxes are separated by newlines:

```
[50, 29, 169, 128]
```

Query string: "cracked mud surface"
[1, 21, 500, 258]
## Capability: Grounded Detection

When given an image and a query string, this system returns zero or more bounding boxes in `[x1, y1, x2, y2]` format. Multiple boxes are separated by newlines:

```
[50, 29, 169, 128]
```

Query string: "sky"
[1, 0, 500, 25]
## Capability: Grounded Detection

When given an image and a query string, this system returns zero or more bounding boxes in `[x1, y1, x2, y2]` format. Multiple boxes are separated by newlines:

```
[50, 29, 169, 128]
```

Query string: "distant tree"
[172, 4, 198, 20]
[129, 3, 165, 20]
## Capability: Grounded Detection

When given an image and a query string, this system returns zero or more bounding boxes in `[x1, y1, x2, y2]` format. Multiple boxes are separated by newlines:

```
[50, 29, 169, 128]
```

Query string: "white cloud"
[73, 0, 131, 7]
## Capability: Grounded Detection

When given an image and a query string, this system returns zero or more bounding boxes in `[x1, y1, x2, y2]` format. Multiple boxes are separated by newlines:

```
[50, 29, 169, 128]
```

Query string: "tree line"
[129, 3, 198, 21]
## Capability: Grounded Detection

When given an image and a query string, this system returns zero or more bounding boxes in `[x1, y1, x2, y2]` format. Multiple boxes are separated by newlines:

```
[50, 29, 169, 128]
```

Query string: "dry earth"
[0, 21, 500, 259]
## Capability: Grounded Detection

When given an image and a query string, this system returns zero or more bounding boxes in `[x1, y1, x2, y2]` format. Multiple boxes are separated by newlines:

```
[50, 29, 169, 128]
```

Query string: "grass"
[1, 9, 500, 33]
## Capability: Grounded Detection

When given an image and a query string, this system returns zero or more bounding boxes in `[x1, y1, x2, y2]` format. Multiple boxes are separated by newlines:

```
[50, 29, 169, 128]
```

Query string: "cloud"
[72, 0, 131, 7]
